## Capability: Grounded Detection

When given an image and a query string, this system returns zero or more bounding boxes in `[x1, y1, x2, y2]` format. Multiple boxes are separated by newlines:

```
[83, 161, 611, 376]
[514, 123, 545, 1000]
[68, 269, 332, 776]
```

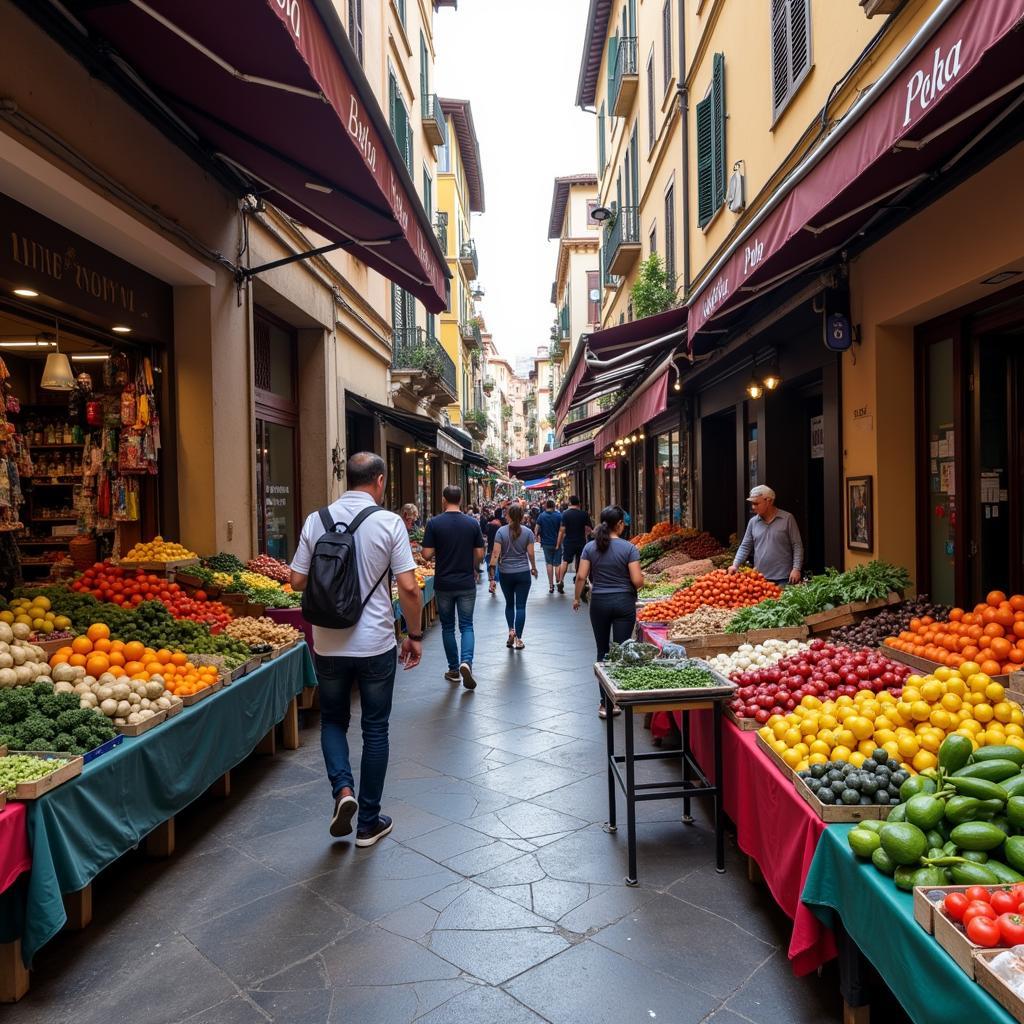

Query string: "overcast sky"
[434, 0, 594, 368]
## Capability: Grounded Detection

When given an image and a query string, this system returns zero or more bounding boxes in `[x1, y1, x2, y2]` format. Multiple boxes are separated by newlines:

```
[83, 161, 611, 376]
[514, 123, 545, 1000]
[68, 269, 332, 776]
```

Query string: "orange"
[143, 647, 157, 661]
[50, 654, 68, 666]
[56, 646, 74, 658]
[69, 653, 87, 667]
[171, 652, 187, 667]
[85, 654, 110, 677]
[130, 671, 150, 681]
[108, 652, 125, 667]
[108, 665, 126, 677]
[71, 636, 93, 655]
[123, 641, 145, 663]
[123, 661, 144, 676]
[109, 640, 125, 653]
[93, 638, 112, 653]
[155, 649, 172, 663]
[981, 660, 1003, 676]
[86, 623, 110, 642]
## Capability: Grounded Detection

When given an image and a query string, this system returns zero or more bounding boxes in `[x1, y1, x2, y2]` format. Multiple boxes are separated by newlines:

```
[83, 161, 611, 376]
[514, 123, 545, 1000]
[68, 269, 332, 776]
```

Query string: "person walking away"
[535, 500, 563, 593]
[573, 506, 644, 718]
[290, 452, 423, 848]
[484, 508, 502, 595]
[422, 485, 485, 690]
[556, 495, 593, 596]
[728, 485, 804, 586]
[489, 504, 538, 649]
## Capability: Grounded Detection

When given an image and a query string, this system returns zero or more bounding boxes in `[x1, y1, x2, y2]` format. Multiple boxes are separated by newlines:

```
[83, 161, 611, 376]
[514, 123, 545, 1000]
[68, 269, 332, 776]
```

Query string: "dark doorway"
[701, 408, 737, 545]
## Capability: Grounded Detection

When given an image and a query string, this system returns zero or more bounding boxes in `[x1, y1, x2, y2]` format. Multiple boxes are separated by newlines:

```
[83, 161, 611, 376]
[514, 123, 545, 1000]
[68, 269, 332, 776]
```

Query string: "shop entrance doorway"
[700, 408, 737, 545]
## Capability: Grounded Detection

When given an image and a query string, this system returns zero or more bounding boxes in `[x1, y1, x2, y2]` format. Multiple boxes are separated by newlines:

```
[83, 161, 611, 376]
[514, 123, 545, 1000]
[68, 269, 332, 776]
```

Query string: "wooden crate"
[792, 772, 890, 822]
[934, 897, 984, 976]
[754, 732, 797, 779]
[912, 884, 1018, 936]
[974, 949, 1024, 1023]
[724, 708, 760, 732]
[880, 644, 1014, 684]
[805, 606, 857, 634]
[188, 652, 237, 683]
[667, 631, 744, 655]
[165, 697, 184, 718]
[745, 626, 810, 643]
[180, 678, 223, 706]
[244, 655, 264, 675]
[5, 752, 82, 799]
[115, 708, 168, 737]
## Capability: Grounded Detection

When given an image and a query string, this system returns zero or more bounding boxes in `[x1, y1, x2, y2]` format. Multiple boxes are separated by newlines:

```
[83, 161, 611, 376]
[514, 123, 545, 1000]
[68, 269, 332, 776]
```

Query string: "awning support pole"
[239, 241, 349, 279]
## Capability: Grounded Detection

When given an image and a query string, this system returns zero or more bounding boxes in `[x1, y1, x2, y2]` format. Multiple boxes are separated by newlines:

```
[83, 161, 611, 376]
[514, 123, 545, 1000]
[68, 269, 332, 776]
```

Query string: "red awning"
[507, 438, 594, 481]
[554, 306, 686, 425]
[593, 371, 669, 454]
[688, 0, 1024, 342]
[73, 0, 449, 312]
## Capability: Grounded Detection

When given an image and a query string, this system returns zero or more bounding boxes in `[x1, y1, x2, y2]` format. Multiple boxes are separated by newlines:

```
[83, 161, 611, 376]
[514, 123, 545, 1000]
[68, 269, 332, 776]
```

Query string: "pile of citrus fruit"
[123, 537, 198, 563]
[2, 596, 71, 634]
[757, 661, 1024, 774]
[48, 623, 218, 697]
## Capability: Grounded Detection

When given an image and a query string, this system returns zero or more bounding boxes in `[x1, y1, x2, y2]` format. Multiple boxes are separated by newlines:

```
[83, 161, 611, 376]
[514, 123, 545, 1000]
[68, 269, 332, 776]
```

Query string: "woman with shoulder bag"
[573, 506, 644, 718]
[489, 504, 538, 649]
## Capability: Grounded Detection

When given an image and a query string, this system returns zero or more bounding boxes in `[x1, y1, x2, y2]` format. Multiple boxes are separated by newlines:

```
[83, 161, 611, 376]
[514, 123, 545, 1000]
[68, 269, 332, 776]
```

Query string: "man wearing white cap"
[728, 485, 804, 586]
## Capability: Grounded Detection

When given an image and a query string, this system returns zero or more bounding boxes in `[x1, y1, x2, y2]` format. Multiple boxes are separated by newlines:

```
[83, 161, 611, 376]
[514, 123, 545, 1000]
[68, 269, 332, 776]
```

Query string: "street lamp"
[590, 206, 613, 224]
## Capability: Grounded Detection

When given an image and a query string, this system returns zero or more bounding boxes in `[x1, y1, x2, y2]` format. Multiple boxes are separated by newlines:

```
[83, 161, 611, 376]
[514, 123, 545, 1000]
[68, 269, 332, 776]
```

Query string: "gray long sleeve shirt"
[732, 509, 804, 582]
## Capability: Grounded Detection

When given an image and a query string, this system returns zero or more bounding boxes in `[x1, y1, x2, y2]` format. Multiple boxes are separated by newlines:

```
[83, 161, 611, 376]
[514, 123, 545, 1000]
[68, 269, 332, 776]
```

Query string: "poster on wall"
[846, 475, 873, 552]
[810, 416, 824, 459]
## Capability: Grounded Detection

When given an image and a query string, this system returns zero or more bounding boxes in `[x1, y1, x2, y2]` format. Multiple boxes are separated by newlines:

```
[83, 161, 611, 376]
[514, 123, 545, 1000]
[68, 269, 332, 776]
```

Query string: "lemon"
[782, 749, 801, 768]
[913, 750, 938, 772]
[921, 680, 944, 702]
[832, 745, 852, 761]
[34, 596, 51, 611]
[897, 734, 920, 758]
[994, 702, 1014, 724]
[858, 739, 877, 757]
[969, 673, 992, 693]
[941, 693, 962, 712]
[911, 701, 932, 722]
[929, 709, 953, 731]
[1007, 724, 1024, 738]
[882, 740, 901, 758]
[809, 752, 828, 765]
[986, 683, 1006, 703]
[849, 752, 867, 767]
[919, 732, 941, 753]
[783, 728, 802, 747]
[975, 703, 995, 723]
[848, 716, 874, 741]
[772, 720, 788, 740]
[947, 679, 967, 697]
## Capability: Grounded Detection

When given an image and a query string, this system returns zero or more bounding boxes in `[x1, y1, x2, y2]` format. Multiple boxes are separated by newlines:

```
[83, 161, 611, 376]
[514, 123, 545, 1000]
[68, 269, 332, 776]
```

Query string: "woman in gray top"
[573, 506, 644, 718]
[489, 504, 538, 649]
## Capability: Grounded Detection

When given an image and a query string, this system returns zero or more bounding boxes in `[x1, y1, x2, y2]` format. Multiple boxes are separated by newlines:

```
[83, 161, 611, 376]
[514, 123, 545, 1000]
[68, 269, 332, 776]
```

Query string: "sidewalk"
[17, 574, 844, 1024]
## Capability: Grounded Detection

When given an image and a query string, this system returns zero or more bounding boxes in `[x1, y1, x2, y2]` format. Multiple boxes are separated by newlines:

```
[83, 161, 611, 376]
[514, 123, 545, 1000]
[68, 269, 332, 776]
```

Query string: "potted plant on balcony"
[501, 403, 513, 420]
[465, 408, 488, 440]
[482, 377, 495, 395]
[405, 344, 443, 377]
[630, 253, 678, 318]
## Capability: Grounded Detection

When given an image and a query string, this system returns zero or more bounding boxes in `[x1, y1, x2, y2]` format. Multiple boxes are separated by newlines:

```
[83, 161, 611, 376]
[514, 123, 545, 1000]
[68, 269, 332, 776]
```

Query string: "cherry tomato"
[963, 901, 998, 926]
[991, 891, 1019, 915]
[965, 886, 992, 904]
[944, 892, 970, 922]
[966, 915, 1003, 947]
[998, 913, 1024, 946]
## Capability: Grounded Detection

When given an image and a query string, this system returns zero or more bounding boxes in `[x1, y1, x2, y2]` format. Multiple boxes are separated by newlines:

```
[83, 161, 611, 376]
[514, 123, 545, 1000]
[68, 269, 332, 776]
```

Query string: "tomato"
[965, 886, 992, 904]
[990, 891, 1019, 916]
[944, 892, 971, 922]
[997, 913, 1024, 946]
[967, 915, 1003, 947]
[963, 901, 997, 926]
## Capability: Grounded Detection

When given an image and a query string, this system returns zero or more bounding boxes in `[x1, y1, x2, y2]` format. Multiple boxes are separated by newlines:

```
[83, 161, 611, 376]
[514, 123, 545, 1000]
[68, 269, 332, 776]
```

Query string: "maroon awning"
[688, 0, 1024, 342]
[561, 408, 609, 440]
[73, 0, 449, 312]
[593, 371, 669, 454]
[507, 438, 594, 481]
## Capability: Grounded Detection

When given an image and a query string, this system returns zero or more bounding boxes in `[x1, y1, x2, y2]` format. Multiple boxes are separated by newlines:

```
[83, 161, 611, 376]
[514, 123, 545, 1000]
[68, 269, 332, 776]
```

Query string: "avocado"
[900, 776, 937, 802]
[961, 850, 990, 863]
[905, 794, 945, 831]
[893, 864, 919, 891]
[949, 861, 1000, 885]
[871, 847, 897, 875]
[880, 822, 928, 865]
[938, 734, 975, 775]
[953, 760, 1023, 783]
[950, 821, 1008, 851]
[887, 802, 908, 823]
[848, 828, 882, 858]
[973, 746, 1024, 767]
[912, 866, 949, 887]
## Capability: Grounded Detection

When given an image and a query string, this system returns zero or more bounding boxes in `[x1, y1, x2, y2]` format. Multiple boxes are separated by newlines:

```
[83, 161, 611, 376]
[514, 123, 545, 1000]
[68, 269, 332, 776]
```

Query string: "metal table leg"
[681, 708, 693, 824]
[624, 705, 638, 886]
[604, 695, 617, 834]
[714, 700, 725, 873]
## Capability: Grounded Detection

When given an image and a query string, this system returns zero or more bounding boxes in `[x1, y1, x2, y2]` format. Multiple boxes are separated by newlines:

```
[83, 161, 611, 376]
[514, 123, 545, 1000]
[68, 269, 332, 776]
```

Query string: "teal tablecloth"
[802, 824, 1016, 1024]
[8, 644, 316, 966]
[393, 574, 434, 622]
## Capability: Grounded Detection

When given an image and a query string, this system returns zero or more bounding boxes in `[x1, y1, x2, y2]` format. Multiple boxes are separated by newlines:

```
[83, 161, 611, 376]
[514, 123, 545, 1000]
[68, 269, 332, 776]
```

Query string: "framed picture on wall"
[846, 475, 874, 551]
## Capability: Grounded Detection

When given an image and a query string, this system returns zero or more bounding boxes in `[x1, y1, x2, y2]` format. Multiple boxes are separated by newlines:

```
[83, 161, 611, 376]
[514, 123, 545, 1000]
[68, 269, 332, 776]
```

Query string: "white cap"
[747, 485, 775, 502]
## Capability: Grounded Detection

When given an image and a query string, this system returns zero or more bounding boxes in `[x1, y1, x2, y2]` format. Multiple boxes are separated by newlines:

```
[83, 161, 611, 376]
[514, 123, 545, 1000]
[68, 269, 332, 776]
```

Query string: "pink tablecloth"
[0, 802, 30, 895]
[266, 608, 314, 649]
[639, 622, 835, 976]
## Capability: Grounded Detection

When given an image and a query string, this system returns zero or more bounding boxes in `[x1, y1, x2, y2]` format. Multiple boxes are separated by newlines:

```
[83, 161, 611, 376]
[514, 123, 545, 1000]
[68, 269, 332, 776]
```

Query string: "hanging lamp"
[41, 321, 74, 391]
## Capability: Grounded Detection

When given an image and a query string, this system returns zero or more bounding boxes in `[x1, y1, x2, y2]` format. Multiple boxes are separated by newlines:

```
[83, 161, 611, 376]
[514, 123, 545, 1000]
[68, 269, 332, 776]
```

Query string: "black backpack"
[300, 506, 389, 629]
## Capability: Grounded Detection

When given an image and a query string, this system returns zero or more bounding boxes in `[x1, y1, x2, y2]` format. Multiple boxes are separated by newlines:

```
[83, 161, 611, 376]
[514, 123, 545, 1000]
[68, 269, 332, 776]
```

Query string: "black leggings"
[589, 591, 637, 662]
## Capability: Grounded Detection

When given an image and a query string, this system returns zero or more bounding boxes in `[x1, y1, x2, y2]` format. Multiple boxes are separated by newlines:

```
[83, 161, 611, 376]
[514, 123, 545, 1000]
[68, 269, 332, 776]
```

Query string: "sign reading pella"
[903, 39, 962, 127]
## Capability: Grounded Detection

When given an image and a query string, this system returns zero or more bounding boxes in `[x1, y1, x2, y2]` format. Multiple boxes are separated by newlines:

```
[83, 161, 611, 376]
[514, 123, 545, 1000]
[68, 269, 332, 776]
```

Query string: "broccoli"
[53, 732, 74, 751]
[31, 680, 53, 700]
[22, 739, 53, 752]
[66, 745, 86, 755]
[54, 710, 81, 733]
[0, 688, 34, 725]
[36, 694, 67, 719]
[53, 692, 80, 713]
[19, 714, 55, 743]
[72, 724, 95, 746]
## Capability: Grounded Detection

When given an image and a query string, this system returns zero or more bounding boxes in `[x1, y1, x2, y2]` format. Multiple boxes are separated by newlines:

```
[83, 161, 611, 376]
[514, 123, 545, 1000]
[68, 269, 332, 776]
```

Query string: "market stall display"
[121, 537, 198, 564]
[637, 569, 781, 622]
[224, 616, 303, 649]
[0, 682, 115, 755]
[830, 598, 951, 651]
[0, 753, 81, 799]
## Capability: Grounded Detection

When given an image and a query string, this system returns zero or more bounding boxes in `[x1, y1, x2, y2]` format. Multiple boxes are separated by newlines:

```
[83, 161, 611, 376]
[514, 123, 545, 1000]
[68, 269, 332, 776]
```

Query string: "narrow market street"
[14, 578, 848, 1024]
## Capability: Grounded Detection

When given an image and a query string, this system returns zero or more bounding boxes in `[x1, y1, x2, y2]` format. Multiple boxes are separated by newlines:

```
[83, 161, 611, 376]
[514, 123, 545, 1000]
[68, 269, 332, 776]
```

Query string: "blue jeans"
[498, 570, 532, 637]
[314, 649, 397, 830]
[435, 588, 476, 670]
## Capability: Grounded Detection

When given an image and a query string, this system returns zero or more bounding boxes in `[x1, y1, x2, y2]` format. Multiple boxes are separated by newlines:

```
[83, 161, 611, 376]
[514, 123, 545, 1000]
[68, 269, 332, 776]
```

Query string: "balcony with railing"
[391, 327, 457, 402]
[601, 206, 641, 278]
[421, 93, 447, 148]
[459, 318, 482, 349]
[459, 239, 479, 280]
[435, 212, 448, 254]
[611, 36, 638, 117]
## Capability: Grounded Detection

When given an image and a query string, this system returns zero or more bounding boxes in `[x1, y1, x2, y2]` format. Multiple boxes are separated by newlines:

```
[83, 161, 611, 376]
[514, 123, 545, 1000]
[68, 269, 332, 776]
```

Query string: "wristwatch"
[407, 632, 424, 642]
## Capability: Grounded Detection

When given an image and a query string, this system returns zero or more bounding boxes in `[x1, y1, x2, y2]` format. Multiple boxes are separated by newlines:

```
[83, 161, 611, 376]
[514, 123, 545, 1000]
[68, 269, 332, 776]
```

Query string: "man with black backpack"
[290, 452, 423, 848]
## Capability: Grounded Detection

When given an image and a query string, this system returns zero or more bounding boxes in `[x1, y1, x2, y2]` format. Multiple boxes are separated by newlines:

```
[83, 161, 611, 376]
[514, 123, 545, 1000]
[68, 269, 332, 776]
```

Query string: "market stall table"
[638, 622, 837, 975]
[802, 824, 1016, 1024]
[0, 803, 29, 896]
[1, 644, 316, 972]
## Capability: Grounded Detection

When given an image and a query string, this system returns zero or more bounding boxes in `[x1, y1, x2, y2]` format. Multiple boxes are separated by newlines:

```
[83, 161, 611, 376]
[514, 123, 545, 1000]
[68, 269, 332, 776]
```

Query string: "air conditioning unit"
[727, 165, 745, 213]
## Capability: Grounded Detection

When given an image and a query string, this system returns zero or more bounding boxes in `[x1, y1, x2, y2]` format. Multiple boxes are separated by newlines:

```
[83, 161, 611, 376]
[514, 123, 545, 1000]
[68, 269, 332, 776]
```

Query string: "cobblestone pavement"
[17, 572, 853, 1024]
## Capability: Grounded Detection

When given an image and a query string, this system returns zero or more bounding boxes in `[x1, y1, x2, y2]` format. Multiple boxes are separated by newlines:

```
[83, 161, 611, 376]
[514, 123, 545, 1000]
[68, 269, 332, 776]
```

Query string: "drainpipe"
[677, 0, 691, 297]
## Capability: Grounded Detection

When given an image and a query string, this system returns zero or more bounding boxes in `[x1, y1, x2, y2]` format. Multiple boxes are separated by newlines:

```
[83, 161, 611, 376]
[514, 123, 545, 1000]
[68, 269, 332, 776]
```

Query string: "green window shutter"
[598, 103, 606, 174]
[695, 94, 713, 227]
[388, 72, 396, 138]
[607, 35, 618, 104]
[712, 53, 726, 212]
[419, 32, 428, 106]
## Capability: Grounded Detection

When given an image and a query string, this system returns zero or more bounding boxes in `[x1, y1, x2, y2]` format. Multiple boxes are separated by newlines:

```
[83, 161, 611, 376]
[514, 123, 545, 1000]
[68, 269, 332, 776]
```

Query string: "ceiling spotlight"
[673, 380, 681, 392]
[13, 288, 38, 298]
[763, 369, 781, 391]
[746, 375, 764, 400]
[111, 326, 132, 334]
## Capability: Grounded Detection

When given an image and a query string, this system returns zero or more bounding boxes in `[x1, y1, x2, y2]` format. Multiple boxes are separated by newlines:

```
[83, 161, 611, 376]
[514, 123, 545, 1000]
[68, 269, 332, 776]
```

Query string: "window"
[422, 167, 432, 219]
[388, 71, 412, 169]
[646, 51, 656, 150]
[597, 103, 606, 175]
[771, 0, 812, 121]
[347, 0, 364, 64]
[655, 429, 686, 524]
[607, 34, 618, 105]
[586, 199, 600, 226]
[426, 311, 436, 340]
[696, 53, 726, 228]
[396, 0, 406, 25]
[662, 1, 672, 93]
[419, 31, 429, 106]
[587, 270, 600, 324]
[437, 130, 451, 173]
[664, 183, 676, 284]
[649, 225, 657, 255]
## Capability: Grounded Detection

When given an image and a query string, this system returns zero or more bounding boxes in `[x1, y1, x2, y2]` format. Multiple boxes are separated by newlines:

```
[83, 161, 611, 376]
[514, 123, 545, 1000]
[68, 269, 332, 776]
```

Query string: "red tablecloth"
[0, 802, 30, 895]
[639, 622, 835, 975]
[266, 608, 314, 649]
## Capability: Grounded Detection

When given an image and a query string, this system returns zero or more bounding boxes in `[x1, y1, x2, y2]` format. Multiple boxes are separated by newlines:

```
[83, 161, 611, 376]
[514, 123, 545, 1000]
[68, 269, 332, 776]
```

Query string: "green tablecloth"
[802, 824, 1016, 1024]
[393, 574, 434, 622]
[8, 644, 316, 966]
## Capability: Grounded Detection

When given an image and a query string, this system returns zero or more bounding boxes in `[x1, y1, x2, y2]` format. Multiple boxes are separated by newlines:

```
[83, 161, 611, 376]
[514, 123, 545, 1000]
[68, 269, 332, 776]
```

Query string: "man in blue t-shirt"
[422, 486, 485, 689]
[535, 500, 563, 594]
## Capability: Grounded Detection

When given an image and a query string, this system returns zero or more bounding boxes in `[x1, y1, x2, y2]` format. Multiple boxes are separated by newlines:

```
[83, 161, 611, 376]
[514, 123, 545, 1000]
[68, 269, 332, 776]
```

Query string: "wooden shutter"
[664, 184, 675, 283]
[662, 1, 671, 93]
[695, 94, 713, 227]
[771, 0, 790, 115]
[790, 0, 811, 89]
[712, 53, 726, 212]
[607, 35, 618, 106]
[647, 53, 655, 150]
[391, 284, 404, 335]
[772, 0, 811, 120]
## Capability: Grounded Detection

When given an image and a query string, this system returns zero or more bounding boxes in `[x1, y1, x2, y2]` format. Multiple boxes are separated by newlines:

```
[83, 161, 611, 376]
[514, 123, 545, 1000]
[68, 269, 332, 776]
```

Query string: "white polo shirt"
[291, 491, 416, 657]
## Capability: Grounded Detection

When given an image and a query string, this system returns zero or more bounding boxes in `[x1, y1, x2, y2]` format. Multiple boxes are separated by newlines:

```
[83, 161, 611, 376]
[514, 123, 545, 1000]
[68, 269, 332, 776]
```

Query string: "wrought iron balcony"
[611, 36, 638, 117]
[601, 206, 641, 279]
[459, 239, 479, 280]
[421, 93, 447, 148]
[435, 212, 448, 253]
[391, 327, 456, 401]
[459, 319, 482, 348]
